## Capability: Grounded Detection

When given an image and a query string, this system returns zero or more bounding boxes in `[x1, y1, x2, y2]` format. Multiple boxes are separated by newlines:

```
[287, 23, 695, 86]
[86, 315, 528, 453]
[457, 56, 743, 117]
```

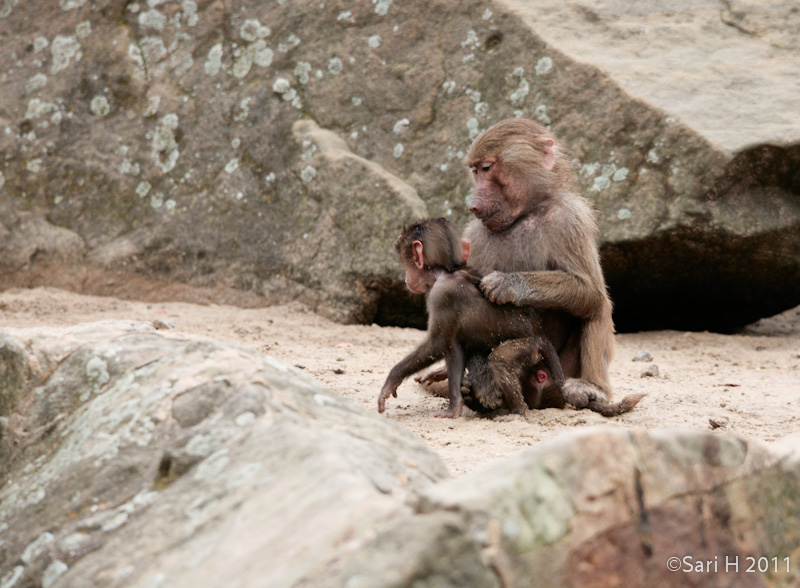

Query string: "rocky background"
[2, 1, 800, 586]
[0, 0, 798, 332]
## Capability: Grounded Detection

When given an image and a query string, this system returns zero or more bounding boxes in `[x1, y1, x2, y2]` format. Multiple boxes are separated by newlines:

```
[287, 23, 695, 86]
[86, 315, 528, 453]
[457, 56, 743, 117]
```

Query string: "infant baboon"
[520, 362, 643, 417]
[377, 218, 564, 418]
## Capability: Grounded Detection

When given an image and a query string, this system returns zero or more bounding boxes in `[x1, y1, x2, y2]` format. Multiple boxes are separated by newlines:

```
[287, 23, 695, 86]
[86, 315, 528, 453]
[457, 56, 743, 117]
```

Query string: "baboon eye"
[470, 162, 493, 176]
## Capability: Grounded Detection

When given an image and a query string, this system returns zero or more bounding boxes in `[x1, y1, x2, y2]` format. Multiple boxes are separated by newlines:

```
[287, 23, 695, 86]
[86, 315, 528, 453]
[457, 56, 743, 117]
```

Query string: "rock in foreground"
[0, 322, 448, 587]
[1, 323, 798, 587]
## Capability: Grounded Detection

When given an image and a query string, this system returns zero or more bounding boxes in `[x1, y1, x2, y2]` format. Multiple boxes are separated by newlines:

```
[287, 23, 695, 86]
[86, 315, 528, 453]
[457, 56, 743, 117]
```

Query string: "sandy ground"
[1, 287, 799, 477]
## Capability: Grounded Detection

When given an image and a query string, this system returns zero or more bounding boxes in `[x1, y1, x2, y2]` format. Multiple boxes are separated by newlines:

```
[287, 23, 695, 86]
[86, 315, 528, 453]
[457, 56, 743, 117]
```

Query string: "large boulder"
[0, 0, 798, 330]
[0, 322, 450, 587]
[416, 428, 800, 587]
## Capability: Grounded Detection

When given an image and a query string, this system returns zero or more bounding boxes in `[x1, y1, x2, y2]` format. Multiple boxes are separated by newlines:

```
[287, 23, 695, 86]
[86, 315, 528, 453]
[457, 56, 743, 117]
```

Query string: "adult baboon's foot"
[563, 378, 607, 409]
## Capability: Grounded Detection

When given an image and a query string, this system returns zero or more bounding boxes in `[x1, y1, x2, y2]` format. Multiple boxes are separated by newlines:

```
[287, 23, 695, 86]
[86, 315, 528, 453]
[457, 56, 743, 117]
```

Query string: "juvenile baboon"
[377, 218, 564, 418]
[423, 118, 617, 409]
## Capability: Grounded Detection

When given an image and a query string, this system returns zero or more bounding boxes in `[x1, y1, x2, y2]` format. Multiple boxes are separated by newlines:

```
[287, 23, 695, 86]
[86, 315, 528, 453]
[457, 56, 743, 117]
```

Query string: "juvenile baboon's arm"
[378, 336, 447, 413]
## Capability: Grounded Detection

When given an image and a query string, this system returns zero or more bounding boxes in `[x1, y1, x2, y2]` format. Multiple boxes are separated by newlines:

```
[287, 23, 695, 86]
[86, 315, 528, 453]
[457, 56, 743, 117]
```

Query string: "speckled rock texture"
[0, 0, 798, 330]
[1, 324, 799, 587]
[0, 322, 450, 587]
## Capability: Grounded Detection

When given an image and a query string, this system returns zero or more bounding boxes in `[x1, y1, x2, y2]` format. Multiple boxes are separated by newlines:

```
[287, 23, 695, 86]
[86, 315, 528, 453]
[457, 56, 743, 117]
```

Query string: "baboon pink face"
[466, 119, 558, 233]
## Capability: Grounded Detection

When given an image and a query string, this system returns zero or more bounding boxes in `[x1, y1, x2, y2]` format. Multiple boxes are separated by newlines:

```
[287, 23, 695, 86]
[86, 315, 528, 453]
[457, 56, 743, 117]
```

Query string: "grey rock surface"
[500, 0, 800, 153]
[0, 0, 798, 330]
[0, 322, 448, 587]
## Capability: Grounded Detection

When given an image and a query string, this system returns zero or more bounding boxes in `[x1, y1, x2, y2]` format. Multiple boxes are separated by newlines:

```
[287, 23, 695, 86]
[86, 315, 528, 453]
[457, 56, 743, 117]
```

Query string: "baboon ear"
[542, 138, 556, 171]
[412, 240, 425, 270]
[461, 238, 470, 264]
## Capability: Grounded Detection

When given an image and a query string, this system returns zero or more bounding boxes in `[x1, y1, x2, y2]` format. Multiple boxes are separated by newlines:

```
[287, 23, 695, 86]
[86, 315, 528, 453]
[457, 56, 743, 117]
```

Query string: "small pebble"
[709, 416, 729, 430]
[640, 365, 659, 378]
[152, 318, 175, 330]
[633, 351, 653, 362]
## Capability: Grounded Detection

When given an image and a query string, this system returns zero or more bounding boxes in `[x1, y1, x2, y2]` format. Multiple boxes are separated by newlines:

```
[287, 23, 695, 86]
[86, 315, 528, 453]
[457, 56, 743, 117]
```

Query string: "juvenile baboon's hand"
[377, 383, 398, 413]
[480, 271, 518, 305]
[414, 366, 447, 386]
[461, 377, 472, 395]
